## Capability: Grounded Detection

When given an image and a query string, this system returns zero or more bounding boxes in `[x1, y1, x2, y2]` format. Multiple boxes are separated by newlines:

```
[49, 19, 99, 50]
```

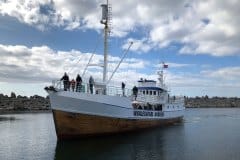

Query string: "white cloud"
[0, 44, 149, 83]
[179, 0, 240, 56]
[161, 68, 240, 97]
[201, 67, 240, 81]
[0, 44, 240, 97]
[122, 38, 153, 53]
[1, 0, 240, 56]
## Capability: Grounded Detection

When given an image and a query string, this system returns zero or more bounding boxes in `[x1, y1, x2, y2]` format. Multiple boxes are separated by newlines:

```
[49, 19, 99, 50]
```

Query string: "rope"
[81, 33, 102, 78]
[67, 55, 83, 74]
[107, 41, 133, 84]
[66, 33, 101, 77]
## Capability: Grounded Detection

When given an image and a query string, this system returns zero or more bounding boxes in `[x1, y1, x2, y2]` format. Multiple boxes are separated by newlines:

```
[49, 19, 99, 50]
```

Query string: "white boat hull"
[48, 91, 184, 139]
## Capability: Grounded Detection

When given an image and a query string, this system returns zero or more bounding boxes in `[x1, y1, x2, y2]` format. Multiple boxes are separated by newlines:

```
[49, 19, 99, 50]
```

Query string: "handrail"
[51, 80, 184, 104]
[52, 80, 132, 97]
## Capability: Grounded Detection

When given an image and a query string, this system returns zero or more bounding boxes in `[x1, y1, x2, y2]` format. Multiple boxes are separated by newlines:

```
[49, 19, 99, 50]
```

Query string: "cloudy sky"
[0, 0, 239, 97]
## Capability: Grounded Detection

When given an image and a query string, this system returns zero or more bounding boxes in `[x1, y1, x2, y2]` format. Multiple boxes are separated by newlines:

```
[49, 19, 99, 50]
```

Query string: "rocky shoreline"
[0, 92, 50, 113]
[185, 96, 240, 108]
[1, 93, 240, 113]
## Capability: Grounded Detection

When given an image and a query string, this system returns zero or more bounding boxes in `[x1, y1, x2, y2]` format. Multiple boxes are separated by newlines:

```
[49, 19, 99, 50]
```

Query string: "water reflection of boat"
[54, 124, 184, 160]
[45, 1, 185, 140]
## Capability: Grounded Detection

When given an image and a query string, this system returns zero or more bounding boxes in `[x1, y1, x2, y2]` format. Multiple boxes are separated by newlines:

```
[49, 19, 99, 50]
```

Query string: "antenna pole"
[100, 0, 110, 83]
[103, 22, 108, 83]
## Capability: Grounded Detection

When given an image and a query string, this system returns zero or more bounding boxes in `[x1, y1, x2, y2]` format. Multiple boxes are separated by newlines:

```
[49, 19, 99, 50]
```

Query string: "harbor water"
[1, 108, 240, 160]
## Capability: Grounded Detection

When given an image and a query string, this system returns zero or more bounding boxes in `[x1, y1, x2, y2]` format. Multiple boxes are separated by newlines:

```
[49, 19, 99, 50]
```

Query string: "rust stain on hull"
[52, 110, 183, 139]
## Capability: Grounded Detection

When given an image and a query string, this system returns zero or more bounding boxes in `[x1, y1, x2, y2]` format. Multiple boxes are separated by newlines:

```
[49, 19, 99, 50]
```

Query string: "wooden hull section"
[52, 110, 183, 139]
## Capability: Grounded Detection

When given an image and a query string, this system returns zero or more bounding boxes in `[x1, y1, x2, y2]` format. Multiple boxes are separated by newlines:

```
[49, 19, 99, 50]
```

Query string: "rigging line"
[107, 41, 133, 85]
[67, 54, 83, 74]
[81, 34, 102, 78]
[82, 53, 94, 78]
[125, 42, 131, 83]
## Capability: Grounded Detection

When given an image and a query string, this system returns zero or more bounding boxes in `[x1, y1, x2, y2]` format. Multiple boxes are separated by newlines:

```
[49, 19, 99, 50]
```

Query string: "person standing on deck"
[89, 76, 94, 94]
[60, 72, 69, 91]
[121, 82, 125, 96]
[70, 79, 76, 92]
[76, 74, 82, 92]
[132, 86, 138, 100]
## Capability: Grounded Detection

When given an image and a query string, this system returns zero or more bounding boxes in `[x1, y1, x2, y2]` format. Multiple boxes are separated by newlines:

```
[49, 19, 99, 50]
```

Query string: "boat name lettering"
[133, 111, 164, 117]
[154, 112, 164, 117]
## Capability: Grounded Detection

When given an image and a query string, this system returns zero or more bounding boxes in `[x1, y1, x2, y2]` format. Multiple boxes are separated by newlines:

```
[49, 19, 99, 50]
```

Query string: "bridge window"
[146, 90, 148, 95]
[153, 91, 156, 95]
[143, 91, 145, 94]
[150, 91, 152, 95]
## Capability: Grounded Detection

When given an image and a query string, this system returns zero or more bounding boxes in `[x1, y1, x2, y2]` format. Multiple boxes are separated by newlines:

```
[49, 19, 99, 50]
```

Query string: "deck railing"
[168, 96, 184, 104]
[52, 80, 132, 97]
[51, 80, 184, 103]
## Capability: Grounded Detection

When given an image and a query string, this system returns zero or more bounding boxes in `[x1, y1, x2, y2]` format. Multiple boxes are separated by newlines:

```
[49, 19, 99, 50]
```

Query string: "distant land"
[0, 92, 240, 113]
[0, 92, 50, 114]
[185, 96, 240, 108]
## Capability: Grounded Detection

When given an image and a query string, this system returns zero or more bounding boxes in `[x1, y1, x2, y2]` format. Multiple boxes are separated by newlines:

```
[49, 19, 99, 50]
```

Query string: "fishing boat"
[45, 1, 185, 139]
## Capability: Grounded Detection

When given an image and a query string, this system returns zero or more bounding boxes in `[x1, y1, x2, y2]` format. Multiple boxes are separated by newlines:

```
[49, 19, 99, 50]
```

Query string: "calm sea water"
[1, 108, 240, 160]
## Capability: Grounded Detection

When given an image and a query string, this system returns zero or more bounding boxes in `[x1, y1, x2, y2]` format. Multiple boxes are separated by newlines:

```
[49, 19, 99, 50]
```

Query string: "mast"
[158, 62, 168, 90]
[158, 62, 165, 89]
[100, 0, 111, 83]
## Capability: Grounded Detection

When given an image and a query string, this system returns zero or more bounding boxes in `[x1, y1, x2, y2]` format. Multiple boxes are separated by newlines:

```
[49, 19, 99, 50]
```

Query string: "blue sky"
[0, 0, 240, 97]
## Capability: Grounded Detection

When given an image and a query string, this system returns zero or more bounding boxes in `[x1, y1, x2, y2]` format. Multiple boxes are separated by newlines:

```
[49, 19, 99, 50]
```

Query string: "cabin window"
[153, 91, 156, 95]
[143, 91, 145, 94]
[146, 90, 149, 95]
[150, 91, 152, 95]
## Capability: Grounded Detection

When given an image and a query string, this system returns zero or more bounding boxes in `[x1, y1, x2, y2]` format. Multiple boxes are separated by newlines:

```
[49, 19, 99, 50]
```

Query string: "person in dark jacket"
[121, 82, 125, 96]
[61, 72, 69, 91]
[76, 74, 82, 92]
[132, 86, 138, 100]
[89, 76, 94, 94]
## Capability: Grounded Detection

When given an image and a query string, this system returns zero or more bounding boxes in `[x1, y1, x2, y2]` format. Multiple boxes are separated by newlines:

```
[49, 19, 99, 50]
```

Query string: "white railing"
[52, 80, 63, 90]
[168, 96, 184, 104]
[52, 80, 184, 103]
[52, 80, 132, 97]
